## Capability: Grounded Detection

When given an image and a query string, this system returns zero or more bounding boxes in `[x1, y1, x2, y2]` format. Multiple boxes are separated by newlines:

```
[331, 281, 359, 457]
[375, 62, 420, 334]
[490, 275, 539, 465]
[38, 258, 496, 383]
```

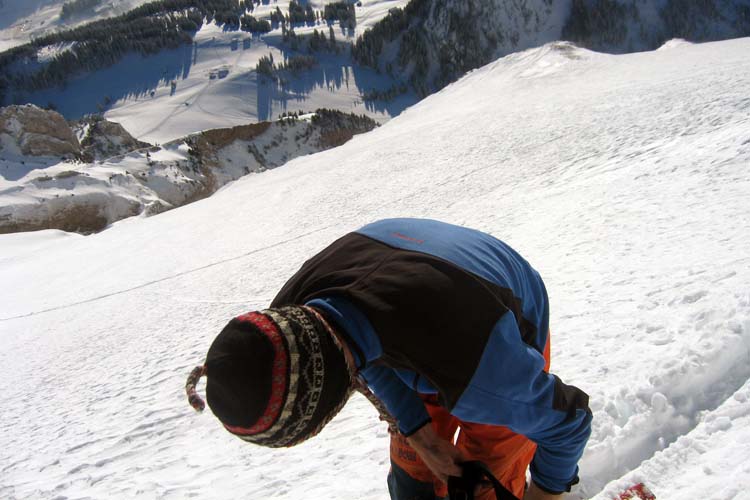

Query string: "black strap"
[447, 461, 519, 500]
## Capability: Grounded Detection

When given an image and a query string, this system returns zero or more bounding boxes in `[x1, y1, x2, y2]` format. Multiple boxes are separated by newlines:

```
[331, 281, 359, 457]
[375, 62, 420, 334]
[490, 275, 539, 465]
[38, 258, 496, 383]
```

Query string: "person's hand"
[523, 481, 564, 500]
[405, 423, 466, 484]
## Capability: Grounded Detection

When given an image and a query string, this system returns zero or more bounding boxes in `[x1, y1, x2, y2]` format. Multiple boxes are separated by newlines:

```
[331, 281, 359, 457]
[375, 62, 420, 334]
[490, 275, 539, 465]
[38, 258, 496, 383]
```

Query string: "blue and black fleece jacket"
[271, 218, 592, 494]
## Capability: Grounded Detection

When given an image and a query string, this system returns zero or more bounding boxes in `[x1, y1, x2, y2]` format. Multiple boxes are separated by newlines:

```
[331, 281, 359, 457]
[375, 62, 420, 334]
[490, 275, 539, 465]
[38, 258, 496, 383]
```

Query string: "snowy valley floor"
[7, 2, 416, 145]
[1, 38, 750, 499]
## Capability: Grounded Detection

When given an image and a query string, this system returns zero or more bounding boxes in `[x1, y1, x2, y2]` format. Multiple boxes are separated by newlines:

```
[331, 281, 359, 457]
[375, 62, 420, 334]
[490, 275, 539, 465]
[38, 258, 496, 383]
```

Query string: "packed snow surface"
[2, 38, 750, 499]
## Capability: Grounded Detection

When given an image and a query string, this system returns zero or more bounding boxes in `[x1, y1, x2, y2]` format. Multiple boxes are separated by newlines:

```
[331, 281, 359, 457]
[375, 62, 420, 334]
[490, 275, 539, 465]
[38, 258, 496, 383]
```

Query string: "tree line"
[0, 0, 269, 104]
[352, 0, 750, 98]
[350, 0, 431, 95]
[256, 52, 318, 80]
[324, 2, 356, 29]
[60, 0, 102, 20]
[0, 0, 364, 105]
[562, 0, 750, 48]
[282, 26, 341, 53]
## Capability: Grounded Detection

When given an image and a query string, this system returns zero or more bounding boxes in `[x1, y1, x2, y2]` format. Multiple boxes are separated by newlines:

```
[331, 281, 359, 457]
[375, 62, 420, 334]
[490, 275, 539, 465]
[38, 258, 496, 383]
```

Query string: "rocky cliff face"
[75, 116, 152, 161]
[353, 0, 750, 94]
[0, 105, 152, 163]
[0, 109, 378, 234]
[0, 104, 82, 158]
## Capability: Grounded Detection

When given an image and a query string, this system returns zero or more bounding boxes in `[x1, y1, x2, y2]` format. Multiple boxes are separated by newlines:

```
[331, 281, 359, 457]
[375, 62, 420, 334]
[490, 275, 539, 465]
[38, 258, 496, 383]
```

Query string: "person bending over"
[186, 218, 592, 500]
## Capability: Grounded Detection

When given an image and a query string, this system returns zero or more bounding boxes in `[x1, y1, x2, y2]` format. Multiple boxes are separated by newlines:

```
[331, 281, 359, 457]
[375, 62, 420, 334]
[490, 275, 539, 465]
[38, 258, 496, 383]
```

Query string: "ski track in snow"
[0, 223, 339, 322]
[1, 39, 750, 499]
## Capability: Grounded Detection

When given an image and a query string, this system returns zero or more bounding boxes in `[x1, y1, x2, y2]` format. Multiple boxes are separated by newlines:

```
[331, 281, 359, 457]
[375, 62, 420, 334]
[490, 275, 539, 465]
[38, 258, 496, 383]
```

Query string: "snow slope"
[0, 0, 153, 52]
[1, 37, 750, 500]
[6, 1, 415, 144]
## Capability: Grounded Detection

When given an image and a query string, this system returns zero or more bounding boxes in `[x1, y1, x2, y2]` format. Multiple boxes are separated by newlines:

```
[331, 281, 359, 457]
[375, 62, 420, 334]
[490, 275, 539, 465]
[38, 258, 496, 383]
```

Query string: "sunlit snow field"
[1, 38, 750, 499]
[2, 0, 416, 144]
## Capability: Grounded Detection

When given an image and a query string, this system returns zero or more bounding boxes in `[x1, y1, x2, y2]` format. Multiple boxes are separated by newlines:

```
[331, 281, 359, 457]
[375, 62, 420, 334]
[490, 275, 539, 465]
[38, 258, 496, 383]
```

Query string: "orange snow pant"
[389, 334, 551, 500]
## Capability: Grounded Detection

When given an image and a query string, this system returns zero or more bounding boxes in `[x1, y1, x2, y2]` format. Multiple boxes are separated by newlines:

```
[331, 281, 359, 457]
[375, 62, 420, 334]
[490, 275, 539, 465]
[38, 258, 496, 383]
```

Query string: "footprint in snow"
[682, 290, 708, 304]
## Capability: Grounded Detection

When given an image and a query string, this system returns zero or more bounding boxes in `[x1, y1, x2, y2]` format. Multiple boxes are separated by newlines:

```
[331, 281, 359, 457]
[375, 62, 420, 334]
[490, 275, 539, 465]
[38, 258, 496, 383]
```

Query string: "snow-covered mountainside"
[0, 0, 154, 52]
[0, 1, 414, 144]
[0, 106, 377, 233]
[1, 37, 749, 499]
[0, 0, 405, 53]
[352, 0, 750, 93]
[5, 0, 748, 147]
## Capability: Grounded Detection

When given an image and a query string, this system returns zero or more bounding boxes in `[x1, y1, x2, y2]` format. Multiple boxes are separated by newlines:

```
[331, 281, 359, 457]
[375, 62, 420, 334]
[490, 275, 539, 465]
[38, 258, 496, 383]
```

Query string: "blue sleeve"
[360, 364, 431, 436]
[451, 313, 592, 493]
[305, 296, 431, 436]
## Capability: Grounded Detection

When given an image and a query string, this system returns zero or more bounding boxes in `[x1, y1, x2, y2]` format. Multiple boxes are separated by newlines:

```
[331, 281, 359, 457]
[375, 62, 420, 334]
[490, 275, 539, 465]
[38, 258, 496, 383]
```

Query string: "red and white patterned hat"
[191, 305, 352, 447]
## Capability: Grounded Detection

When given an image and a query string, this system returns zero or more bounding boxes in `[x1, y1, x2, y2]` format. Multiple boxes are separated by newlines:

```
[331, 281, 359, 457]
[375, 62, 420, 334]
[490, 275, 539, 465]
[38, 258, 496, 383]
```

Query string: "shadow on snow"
[7, 44, 195, 119]
[255, 39, 416, 121]
[8, 27, 417, 124]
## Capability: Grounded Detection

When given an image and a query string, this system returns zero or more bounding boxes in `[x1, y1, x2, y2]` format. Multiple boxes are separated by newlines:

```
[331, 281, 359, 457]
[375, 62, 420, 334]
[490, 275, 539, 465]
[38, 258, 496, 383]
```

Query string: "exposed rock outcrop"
[0, 198, 141, 234]
[311, 109, 379, 149]
[76, 116, 152, 161]
[0, 109, 378, 235]
[198, 122, 272, 150]
[0, 104, 82, 158]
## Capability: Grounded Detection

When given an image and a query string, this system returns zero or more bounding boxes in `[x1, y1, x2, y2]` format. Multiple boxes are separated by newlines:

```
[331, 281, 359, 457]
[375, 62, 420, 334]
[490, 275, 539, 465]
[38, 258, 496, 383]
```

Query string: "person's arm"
[361, 364, 474, 485]
[359, 363, 432, 436]
[451, 313, 592, 495]
[307, 296, 432, 435]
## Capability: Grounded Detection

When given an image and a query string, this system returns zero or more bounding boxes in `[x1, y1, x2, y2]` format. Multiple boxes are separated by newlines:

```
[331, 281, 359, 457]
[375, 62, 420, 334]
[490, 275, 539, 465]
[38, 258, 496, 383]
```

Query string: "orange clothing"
[390, 334, 552, 499]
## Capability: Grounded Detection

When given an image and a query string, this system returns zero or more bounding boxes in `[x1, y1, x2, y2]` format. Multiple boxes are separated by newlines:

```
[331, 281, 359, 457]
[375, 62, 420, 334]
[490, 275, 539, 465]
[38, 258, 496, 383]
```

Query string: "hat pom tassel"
[186, 365, 207, 412]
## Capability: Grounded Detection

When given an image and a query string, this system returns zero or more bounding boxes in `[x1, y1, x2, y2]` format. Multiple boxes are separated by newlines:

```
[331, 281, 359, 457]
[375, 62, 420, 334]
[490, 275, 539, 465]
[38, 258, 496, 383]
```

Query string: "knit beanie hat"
[186, 305, 353, 447]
